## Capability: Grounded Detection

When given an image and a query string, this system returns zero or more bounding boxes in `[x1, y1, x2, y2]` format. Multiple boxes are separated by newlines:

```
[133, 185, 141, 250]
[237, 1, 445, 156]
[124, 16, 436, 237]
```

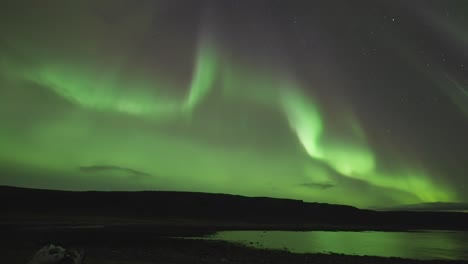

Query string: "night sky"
[1, 0, 467, 208]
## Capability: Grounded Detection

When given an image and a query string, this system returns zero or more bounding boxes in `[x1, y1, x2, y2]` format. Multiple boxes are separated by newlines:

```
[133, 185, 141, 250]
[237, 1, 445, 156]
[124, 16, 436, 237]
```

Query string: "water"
[205, 230, 468, 260]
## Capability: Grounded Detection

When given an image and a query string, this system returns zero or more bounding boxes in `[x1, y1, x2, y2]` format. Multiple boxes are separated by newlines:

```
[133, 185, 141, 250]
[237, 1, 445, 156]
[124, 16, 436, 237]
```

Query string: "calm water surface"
[206, 230, 468, 260]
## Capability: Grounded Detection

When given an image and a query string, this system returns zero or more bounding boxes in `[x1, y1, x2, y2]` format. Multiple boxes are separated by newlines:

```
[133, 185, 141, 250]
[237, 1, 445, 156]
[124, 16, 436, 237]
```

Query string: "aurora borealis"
[0, 0, 467, 208]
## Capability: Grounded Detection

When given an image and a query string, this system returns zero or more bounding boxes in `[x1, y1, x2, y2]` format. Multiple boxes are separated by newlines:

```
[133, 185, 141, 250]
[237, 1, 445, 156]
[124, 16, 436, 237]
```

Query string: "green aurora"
[0, 1, 467, 208]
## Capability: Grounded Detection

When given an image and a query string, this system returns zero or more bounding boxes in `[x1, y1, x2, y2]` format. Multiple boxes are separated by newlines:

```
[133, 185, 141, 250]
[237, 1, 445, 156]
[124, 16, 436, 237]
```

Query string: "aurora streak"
[0, 0, 467, 209]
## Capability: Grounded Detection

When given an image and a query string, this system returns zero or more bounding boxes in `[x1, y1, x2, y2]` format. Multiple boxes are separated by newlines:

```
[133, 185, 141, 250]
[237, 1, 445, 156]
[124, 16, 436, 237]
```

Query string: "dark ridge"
[1, 185, 467, 230]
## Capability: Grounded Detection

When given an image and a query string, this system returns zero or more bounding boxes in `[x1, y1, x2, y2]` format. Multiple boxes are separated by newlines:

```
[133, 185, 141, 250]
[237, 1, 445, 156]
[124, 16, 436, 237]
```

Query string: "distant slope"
[1, 186, 467, 230]
[378, 202, 468, 212]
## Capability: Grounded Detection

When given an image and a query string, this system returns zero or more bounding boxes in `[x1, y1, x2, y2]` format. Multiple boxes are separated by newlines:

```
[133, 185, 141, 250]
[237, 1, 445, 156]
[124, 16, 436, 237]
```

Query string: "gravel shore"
[3, 237, 467, 264]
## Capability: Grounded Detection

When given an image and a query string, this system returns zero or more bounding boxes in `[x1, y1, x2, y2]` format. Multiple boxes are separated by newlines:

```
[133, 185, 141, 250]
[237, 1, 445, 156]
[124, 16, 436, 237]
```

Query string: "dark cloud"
[79, 165, 151, 178]
[300, 182, 335, 190]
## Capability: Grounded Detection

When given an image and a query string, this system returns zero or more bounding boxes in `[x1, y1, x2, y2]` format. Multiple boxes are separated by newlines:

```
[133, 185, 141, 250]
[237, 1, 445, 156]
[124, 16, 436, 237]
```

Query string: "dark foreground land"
[1, 233, 467, 264]
[1, 186, 468, 263]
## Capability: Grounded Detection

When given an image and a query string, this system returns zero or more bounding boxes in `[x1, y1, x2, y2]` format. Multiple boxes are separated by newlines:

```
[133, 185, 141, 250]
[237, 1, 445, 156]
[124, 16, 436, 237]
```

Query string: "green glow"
[33, 66, 182, 117]
[0, 2, 461, 209]
[280, 81, 452, 203]
[209, 231, 466, 260]
[185, 35, 218, 111]
[442, 74, 468, 117]
[411, 6, 468, 118]
[281, 87, 323, 158]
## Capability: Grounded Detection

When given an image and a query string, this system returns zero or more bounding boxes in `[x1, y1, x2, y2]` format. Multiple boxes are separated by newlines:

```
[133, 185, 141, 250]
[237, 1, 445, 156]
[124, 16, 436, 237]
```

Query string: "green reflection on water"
[208, 231, 468, 260]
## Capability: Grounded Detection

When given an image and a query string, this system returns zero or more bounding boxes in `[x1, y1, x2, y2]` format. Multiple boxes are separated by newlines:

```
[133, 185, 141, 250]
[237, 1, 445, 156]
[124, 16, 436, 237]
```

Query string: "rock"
[28, 244, 85, 264]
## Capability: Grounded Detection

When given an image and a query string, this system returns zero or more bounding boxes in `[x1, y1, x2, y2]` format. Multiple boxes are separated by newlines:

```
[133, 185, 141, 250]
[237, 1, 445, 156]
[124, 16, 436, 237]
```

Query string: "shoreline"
[2, 221, 468, 263]
[2, 237, 467, 264]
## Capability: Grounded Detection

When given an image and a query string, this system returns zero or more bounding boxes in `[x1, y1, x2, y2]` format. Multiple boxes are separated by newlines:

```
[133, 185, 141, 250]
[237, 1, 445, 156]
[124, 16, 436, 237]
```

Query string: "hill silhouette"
[1, 185, 467, 231]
